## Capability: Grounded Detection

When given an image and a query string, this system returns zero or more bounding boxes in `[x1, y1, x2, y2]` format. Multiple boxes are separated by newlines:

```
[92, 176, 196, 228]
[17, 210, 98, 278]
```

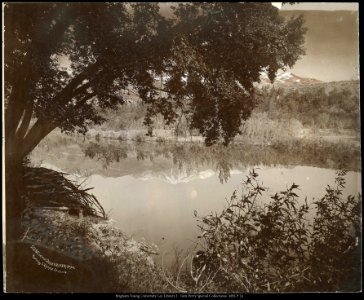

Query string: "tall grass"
[239, 112, 304, 145]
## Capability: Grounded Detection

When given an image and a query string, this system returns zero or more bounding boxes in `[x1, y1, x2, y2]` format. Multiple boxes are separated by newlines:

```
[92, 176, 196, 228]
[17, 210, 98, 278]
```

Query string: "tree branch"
[18, 120, 56, 161]
[53, 60, 103, 105]
[5, 4, 72, 143]
[5, 79, 31, 141]
[15, 101, 34, 140]
[74, 92, 97, 110]
[72, 81, 92, 98]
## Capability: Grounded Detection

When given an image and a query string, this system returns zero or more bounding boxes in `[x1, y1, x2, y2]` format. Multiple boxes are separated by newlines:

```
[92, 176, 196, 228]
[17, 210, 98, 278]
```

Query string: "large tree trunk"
[4, 37, 102, 242]
[4, 61, 101, 230]
[5, 156, 24, 240]
[5, 118, 56, 291]
[5, 105, 56, 241]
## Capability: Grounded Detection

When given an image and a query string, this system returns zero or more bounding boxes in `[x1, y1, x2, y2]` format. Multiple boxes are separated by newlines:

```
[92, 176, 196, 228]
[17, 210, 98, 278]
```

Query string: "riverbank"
[31, 129, 361, 177]
[81, 126, 360, 148]
[5, 166, 169, 293]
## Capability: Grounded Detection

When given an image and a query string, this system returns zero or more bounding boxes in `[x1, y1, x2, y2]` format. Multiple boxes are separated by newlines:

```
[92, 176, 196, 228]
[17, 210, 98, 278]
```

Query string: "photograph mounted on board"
[3, 2, 361, 293]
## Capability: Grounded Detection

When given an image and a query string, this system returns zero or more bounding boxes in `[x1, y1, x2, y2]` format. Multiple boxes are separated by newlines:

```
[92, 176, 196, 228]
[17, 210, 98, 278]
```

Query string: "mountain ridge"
[257, 71, 323, 88]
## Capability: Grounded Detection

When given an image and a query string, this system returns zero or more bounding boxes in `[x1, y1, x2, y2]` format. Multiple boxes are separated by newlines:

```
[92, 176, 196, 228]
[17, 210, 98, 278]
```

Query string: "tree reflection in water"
[80, 139, 360, 183]
[83, 142, 128, 167]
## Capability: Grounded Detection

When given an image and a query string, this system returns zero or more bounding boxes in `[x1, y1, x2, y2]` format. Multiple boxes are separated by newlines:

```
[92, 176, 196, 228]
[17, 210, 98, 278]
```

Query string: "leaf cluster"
[194, 169, 361, 292]
[5, 3, 306, 146]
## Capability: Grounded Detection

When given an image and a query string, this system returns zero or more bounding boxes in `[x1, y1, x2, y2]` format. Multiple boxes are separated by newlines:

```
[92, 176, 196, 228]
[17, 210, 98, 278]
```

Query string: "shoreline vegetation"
[85, 79, 360, 147]
[32, 126, 361, 175]
[13, 120, 361, 292]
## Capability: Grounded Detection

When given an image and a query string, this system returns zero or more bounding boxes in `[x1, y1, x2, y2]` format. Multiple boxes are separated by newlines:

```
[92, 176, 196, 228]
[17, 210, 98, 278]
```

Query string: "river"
[31, 136, 361, 265]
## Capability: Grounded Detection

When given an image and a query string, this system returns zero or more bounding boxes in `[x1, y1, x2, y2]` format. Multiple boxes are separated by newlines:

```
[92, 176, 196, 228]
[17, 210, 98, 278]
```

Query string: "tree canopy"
[4, 2, 306, 161]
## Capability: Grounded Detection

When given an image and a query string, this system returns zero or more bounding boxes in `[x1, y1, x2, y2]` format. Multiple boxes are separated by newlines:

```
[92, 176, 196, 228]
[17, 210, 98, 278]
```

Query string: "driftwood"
[23, 167, 106, 218]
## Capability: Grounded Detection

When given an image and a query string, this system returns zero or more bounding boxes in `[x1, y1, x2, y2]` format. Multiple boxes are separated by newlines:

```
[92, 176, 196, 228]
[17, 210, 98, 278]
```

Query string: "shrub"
[309, 170, 361, 291]
[253, 83, 359, 133]
[193, 169, 361, 292]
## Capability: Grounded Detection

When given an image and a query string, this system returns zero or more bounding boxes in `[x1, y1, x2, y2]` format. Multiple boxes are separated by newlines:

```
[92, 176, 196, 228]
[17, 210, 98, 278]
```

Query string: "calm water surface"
[33, 138, 361, 263]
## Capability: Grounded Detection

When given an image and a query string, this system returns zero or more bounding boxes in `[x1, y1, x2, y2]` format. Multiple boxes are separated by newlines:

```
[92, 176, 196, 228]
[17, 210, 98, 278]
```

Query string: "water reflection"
[83, 142, 128, 165]
[83, 166, 360, 267]
[32, 137, 361, 266]
[79, 140, 360, 183]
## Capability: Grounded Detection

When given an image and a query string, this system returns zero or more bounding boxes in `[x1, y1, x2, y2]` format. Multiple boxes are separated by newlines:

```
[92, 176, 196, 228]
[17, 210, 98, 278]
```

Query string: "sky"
[59, 2, 359, 83]
[269, 2, 359, 82]
[158, 2, 359, 82]
[280, 3, 359, 82]
[280, 2, 359, 11]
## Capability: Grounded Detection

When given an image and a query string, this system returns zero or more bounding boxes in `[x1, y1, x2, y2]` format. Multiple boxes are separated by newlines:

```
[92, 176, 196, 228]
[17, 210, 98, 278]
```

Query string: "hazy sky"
[281, 6, 359, 82]
[60, 3, 359, 83]
[158, 2, 359, 82]
[280, 2, 359, 11]
[268, 3, 359, 81]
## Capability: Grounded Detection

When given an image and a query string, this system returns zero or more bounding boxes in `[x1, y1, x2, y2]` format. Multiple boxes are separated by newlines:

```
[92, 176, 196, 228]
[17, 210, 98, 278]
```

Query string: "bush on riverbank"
[254, 82, 360, 132]
[239, 112, 304, 145]
[190, 169, 361, 292]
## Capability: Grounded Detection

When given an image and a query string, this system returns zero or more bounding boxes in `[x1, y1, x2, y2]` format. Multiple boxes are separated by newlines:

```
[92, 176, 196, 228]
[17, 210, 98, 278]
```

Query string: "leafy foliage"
[4, 2, 306, 161]
[240, 112, 304, 144]
[254, 83, 360, 131]
[144, 3, 306, 145]
[309, 170, 361, 291]
[194, 169, 361, 292]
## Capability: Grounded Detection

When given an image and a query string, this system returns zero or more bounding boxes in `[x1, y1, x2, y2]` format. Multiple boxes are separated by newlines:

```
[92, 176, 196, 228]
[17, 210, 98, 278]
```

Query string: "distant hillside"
[254, 79, 360, 132]
[278, 79, 359, 96]
[256, 71, 322, 88]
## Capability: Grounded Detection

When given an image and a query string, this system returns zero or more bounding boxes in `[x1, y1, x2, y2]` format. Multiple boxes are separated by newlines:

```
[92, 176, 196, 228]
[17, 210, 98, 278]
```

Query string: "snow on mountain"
[150, 68, 322, 92]
[138, 168, 243, 184]
[255, 70, 322, 88]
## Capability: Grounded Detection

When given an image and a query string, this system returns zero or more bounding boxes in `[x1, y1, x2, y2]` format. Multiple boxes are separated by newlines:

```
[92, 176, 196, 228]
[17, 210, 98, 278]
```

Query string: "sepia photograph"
[2, 2, 361, 294]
